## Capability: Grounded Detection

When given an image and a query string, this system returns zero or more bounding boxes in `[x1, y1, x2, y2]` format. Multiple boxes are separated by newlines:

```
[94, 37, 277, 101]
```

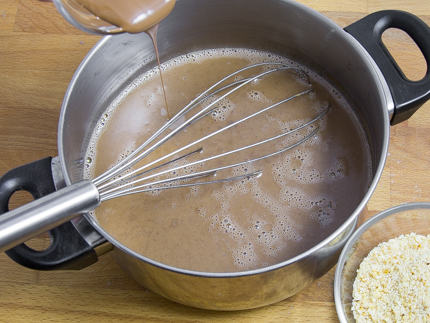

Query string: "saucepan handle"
[0, 157, 100, 270]
[345, 10, 430, 125]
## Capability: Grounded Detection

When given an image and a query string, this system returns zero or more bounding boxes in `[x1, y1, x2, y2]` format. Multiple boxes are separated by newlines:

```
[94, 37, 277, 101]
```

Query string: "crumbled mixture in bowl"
[352, 233, 430, 322]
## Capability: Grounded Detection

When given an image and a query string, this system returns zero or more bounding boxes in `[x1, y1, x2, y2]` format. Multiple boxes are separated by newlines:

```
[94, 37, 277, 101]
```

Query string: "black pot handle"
[345, 10, 430, 125]
[0, 157, 98, 270]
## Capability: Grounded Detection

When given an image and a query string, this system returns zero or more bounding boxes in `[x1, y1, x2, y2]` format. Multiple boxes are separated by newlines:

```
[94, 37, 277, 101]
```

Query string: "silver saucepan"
[1, 0, 430, 310]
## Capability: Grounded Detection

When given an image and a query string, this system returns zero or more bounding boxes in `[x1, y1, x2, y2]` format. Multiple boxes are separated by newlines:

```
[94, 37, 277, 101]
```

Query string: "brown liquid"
[75, 0, 174, 118]
[146, 25, 170, 119]
[85, 49, 372, 273]
[75, 0, 176, 33]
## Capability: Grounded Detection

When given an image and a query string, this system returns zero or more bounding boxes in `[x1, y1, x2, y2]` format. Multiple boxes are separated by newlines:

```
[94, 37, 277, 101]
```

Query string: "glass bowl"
[334, 202, 430, 322]
[52, 0, 123, 35]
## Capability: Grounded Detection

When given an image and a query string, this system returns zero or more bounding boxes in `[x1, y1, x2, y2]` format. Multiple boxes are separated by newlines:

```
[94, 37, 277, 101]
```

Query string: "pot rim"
[58, 0, 391, 278]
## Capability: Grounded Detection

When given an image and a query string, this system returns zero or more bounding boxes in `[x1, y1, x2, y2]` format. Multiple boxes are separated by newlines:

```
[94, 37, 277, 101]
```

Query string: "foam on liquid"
[84, 48, 372, 272]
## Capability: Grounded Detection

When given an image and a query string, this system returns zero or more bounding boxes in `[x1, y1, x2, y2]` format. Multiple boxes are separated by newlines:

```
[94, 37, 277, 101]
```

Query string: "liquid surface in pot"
[84, 48, 372, 272]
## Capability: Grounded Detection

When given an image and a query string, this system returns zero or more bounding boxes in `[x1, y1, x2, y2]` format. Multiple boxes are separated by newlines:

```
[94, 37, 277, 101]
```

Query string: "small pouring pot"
[1, 0, 430, 310]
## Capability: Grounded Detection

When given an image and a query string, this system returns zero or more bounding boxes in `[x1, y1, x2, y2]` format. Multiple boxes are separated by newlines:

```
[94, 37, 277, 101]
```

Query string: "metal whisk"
[95, 63, 327, 201]
[0, 62, 328, 252]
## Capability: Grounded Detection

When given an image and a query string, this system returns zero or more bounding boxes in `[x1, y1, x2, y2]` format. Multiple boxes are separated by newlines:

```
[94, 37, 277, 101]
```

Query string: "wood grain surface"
[1, 0, 430, 321]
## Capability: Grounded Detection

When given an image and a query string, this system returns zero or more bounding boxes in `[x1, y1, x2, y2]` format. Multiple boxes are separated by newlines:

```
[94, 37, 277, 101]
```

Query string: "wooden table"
[1, 0, 430, 321]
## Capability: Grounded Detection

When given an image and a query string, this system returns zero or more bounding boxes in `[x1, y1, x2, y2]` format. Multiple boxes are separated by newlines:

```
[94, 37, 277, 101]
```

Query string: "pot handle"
[0, 157, 98, 270]
[345, 10, 430, 125]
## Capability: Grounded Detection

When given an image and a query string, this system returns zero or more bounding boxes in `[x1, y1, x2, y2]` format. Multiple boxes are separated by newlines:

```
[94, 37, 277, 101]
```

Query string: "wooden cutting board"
[1, 0, 430, 321]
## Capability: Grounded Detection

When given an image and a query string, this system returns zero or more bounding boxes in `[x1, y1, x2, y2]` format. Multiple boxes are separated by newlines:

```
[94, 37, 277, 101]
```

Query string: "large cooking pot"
[1, 0, 430, 311]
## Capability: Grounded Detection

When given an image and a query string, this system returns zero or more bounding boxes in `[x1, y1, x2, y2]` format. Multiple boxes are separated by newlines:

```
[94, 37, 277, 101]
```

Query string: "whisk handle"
[0, 157, 100, 269]
[0, 180, 100, 253]
[345, 10, 430, 125]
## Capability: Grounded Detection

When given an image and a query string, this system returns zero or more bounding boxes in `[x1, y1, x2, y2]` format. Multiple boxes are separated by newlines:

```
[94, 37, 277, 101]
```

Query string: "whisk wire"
[97, 87, 313, 192]
[101, 171, 264, 201]
[93, 63, 328, 202]
[93, 63, 311, 187]
[100, 126, 317, 201]
[99, 112, 325, 201]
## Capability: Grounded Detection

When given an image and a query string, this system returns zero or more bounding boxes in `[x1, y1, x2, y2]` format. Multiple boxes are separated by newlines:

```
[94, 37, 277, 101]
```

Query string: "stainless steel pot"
[1, 0, 430, 311]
